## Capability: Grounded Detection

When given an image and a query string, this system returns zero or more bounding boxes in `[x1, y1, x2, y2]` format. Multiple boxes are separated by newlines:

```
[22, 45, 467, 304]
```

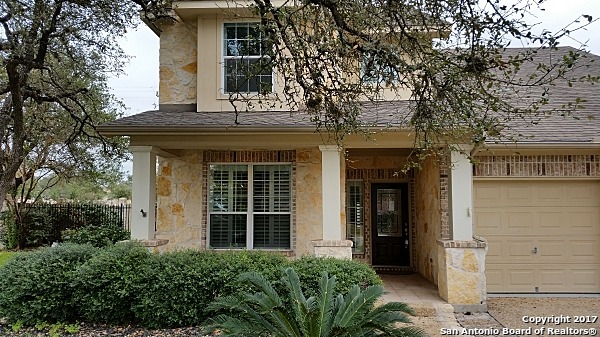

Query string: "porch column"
[312, 145, 353, 259]
[437, 146, 487, 312]
[448, 148, 473, 240]
[130, 146, 157, 240]
[319, 145, 342, 240]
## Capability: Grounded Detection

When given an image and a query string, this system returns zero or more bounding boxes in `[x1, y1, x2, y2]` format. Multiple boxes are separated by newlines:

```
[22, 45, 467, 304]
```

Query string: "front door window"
[376, 189, 402, 237]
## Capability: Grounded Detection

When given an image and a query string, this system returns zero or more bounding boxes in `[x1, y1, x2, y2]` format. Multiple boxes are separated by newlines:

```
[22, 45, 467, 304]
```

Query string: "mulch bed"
[0, 323, 220, 336]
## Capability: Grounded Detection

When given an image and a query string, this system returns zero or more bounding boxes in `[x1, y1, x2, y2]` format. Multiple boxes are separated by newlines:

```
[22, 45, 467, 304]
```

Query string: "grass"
[0, 251, 18, 267]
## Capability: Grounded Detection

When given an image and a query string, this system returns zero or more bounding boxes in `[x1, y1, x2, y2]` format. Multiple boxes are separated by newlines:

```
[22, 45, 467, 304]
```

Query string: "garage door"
[474, 180, 600, 293]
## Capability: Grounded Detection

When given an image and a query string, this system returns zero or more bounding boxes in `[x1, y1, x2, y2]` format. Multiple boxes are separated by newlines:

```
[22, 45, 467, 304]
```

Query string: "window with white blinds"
[209, 164, 291, 249]
[346, 180, 364, 253]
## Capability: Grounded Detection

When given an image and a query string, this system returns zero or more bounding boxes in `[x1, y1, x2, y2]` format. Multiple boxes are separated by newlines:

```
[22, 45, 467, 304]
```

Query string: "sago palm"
[203, 267, 427, 337]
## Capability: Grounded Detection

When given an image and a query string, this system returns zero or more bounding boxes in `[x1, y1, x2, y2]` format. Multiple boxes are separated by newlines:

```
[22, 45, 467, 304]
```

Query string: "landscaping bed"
[0, 322, 218, 337]
[0, 244, 382, 332]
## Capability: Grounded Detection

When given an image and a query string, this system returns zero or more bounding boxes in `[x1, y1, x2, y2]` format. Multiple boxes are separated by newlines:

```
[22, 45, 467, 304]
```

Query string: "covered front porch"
[98, 109, 487, 311]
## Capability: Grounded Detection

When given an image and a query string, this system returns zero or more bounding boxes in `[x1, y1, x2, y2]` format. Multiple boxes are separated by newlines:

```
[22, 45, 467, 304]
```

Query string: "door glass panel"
[376, 189, 401, 237]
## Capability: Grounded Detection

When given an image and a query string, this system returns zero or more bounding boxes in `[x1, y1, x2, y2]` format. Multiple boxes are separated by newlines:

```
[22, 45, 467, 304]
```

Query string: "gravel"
[457, 297, 600, 337]
[488, 297, 600, 330]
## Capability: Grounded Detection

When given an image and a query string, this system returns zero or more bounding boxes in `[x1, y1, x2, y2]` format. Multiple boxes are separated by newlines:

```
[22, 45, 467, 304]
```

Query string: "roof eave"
[96, 124, 412, 137]
[97, 125, 320, 137]
[483, 142, 600, 150]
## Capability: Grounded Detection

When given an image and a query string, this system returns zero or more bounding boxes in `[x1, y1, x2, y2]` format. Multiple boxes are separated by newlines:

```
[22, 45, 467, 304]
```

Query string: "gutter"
[483, 142, 600, 149]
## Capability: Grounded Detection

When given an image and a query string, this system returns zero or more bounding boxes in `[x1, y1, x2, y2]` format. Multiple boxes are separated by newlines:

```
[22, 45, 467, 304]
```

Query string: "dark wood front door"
[371, 183, 410, 266]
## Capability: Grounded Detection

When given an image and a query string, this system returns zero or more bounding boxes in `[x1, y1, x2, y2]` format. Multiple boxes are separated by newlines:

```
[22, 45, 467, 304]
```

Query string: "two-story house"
[98, 1, 600, 312]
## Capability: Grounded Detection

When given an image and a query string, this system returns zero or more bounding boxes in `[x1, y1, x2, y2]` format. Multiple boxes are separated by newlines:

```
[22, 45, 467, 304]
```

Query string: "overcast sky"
[108, 0, 600, 174]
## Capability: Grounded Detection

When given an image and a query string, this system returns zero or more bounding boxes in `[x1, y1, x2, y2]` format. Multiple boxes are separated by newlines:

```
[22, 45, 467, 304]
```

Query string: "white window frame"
[207, 163, 292, 250]
[221, 22, 274, 94]
[346, 179, 365, 254]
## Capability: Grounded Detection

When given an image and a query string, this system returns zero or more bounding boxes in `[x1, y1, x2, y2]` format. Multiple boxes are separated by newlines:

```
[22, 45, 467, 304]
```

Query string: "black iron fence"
[0, 203, 132, 248]
[17, 203, 132, 231]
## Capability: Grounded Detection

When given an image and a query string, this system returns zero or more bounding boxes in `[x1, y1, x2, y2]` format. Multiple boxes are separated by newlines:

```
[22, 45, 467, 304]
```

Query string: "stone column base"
[119, 239, 169, 253]
[312, 240, 353, 259]
[437, 237, 488, 313]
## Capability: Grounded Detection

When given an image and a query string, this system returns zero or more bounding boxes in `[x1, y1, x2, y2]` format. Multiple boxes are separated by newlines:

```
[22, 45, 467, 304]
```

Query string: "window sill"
[217, 94, 276, 100]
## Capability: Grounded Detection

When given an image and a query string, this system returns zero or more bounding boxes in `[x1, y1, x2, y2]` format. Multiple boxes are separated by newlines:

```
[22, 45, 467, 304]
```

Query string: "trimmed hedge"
[290, 255, 382, 297]
[0, 244, 381, 328]
[0, 244, 98, 324]
[132, 250, 289, 328]
[74, 243, 150, 324]
[62, 225, 130, 247]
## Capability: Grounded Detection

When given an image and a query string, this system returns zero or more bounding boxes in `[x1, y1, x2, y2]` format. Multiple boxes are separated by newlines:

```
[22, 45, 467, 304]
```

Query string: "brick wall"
[474, 155, 600, 177]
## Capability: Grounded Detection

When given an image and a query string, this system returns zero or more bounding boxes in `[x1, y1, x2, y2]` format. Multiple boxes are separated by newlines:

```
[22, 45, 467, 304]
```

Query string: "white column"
[130, 146, 157, 240]
[448, 148, 474, 240]
[319, 145, 342, 240]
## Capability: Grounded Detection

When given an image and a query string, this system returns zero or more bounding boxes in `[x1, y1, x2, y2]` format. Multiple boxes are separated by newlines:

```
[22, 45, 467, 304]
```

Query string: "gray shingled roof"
[100, 47, 600, 144]
[99, 101, 413, 129]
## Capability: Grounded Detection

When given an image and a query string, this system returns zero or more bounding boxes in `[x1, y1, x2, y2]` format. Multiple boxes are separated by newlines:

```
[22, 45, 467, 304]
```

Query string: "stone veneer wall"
[437, 239, 487, 311]
[474, 155, 600, 177]
[155, 150, 204, 251]
[346, 155, 415, 267]
[414, 155, 441, 284]
[159, 20, 198, 105]
[155, 149, 299, 254]
[295, 148, 324, 257]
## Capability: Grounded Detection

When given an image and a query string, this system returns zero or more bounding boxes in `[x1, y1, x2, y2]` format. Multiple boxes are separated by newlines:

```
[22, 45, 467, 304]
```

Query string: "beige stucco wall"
[295, 147, 324, 256]
[159, 20, 198, 106]
[414, 155, 441, 284]
[155, 150, 204, 251]
[159, 12, 415, 112]
[196, 15, 292, 112]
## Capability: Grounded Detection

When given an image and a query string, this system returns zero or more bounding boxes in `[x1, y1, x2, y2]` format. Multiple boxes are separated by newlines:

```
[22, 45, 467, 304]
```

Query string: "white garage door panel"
[474, 180, 600, 293]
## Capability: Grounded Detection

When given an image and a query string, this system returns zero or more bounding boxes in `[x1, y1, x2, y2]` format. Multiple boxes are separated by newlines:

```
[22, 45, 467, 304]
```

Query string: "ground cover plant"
[0, 251, 19, 267]
[0, 243, 383, 329]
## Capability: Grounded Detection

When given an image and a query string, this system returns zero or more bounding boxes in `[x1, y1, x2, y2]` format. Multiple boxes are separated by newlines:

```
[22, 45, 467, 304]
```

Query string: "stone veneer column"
[313, 145, 353, 259]
[437, 238, 488, 312]
[437, 146, 487, 312]
[130, 146, 157, 240]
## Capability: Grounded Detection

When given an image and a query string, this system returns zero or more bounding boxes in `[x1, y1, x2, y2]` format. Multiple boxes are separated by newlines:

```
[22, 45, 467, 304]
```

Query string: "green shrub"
[22, 208, 55, 247]
[61, 225, 130, 247]
[0, 208, 55, 249]
[132, 250, 288, 328]
[289, 256, 382, 297]
[73, 243, 150, 324]
[0, 211, 19, 249]
[0, 246, 381, 329]
[0, 244, 98, 324]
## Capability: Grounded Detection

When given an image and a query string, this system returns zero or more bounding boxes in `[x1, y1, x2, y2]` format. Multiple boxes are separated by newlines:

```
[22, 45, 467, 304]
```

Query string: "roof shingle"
[100, 47, 600, 144]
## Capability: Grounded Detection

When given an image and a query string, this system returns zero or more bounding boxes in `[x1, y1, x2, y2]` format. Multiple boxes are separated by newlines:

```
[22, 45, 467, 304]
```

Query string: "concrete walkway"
[379, 273, 463, 334]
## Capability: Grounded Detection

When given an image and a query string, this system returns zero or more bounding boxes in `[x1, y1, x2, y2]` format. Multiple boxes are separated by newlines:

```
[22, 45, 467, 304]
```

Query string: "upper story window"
[361, 53, 399, 85]
[223, 23, 273, 94]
